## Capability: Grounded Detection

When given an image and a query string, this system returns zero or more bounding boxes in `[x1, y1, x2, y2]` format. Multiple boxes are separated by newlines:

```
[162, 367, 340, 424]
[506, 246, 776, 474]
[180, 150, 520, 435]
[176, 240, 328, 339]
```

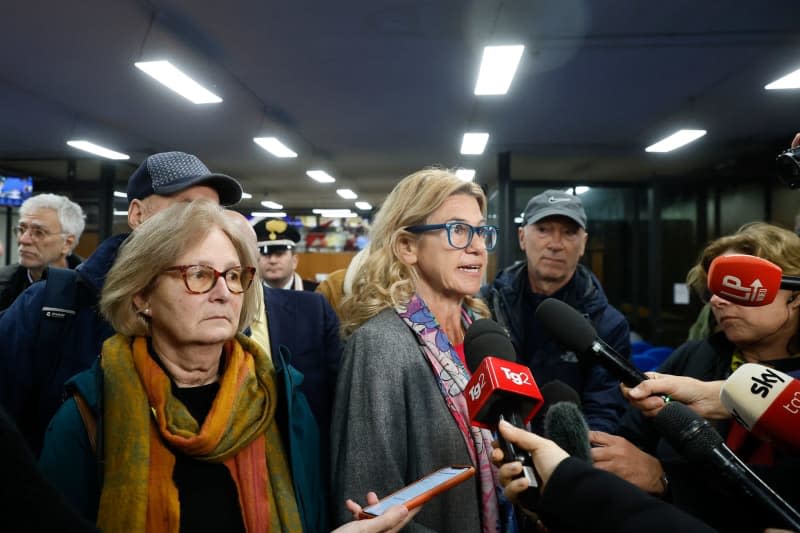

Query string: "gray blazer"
[330, 309, 483, 532]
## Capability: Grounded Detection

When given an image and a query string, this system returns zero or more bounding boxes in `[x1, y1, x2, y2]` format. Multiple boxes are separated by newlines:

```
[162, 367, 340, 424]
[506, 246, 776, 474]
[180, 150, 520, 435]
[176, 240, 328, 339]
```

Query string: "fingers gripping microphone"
[653, 401, 800, 531]
[719, 363, 800, 451]
[464, 319, 543, 498]
[707, 254, 800, 307]
[534, 298, 649, 388]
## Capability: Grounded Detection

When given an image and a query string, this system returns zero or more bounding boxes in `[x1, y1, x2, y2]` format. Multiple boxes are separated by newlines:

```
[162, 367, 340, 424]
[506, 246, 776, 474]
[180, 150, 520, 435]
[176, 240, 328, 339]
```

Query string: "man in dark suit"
[226, 211, 342, 448]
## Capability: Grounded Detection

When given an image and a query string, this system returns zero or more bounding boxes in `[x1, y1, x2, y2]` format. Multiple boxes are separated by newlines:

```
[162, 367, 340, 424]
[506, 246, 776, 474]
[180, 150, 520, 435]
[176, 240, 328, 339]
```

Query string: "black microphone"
[545, 403, 592, 462]
[534, 298, 649, 388]
[653, 401, 800, 531]
[531, 380, 581, 435]
[464, 318, 543, 506]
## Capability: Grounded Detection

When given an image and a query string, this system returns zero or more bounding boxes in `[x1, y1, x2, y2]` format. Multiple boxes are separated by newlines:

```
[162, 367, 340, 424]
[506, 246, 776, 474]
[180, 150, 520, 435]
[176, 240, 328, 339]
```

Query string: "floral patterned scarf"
[396, 294, 501, 533]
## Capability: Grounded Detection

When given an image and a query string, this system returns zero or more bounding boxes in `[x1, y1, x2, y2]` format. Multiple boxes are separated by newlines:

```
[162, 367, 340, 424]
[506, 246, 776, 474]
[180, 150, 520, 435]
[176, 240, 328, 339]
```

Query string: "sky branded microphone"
[719, 363, 800, 451]
[653, 401, 800, 531]
[534, 298, 649, 388]
[464, 318, 543, 496]
[707, 254, 800, 306]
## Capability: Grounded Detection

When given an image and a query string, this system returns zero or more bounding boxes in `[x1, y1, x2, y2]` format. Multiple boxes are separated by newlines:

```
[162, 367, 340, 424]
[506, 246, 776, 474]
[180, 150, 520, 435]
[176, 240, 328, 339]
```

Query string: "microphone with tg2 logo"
[463, 319, 543, 500]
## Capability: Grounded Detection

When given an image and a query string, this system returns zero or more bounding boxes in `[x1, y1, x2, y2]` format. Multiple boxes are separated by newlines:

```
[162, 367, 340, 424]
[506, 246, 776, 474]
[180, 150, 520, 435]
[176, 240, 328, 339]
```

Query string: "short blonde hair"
[340, 168, 490, 335]
[100, 200, 259, 336]
[686, 222, 800, 297]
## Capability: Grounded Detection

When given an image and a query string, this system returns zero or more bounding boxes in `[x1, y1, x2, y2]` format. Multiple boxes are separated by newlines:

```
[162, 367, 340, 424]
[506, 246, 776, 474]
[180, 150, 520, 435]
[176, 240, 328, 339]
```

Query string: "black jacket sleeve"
[539, 458, 718, 533]
[0, 405, 98, 532]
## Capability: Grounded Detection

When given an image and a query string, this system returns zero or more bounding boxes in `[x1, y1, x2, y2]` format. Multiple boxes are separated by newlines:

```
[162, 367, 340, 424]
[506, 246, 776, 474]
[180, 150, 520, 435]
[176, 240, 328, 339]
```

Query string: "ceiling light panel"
[337, 189, 358, 199]
[461, 133, 489, 155]
[645, 129, 707, 153]
[66, 140, 129, 160]
[253, 137, 298, 158]
[134, 60, 222, 104]
[474, 45, 525, 95]
[455, 169, 476, 181]
[306, 170, 336, 183]
[261, 200, 284, 209]
[765, 68, 800, 90]
[312, 209, 356, 217]
[355, 201, 372, 210]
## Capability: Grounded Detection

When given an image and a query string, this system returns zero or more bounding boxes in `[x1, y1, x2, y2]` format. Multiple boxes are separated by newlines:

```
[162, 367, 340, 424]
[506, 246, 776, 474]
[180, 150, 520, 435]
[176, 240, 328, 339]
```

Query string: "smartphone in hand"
[358, 465, 476, 519]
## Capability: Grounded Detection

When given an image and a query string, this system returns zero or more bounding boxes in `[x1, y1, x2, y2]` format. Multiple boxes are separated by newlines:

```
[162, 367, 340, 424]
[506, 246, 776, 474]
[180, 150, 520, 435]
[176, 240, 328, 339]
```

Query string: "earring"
[141, 307, 151, 316]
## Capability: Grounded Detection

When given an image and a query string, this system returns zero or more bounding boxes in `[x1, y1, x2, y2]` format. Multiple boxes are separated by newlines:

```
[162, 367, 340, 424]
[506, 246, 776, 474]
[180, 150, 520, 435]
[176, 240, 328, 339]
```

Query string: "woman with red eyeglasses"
[38, 200, 317, 533]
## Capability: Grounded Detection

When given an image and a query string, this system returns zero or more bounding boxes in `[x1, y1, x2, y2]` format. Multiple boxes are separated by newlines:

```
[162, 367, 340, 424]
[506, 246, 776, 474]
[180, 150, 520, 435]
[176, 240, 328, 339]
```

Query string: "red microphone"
[464, 319, 543, 502]
[720, 363, 800, 451]
[465, 356, 542, 430]
[707, 254, 800, 306]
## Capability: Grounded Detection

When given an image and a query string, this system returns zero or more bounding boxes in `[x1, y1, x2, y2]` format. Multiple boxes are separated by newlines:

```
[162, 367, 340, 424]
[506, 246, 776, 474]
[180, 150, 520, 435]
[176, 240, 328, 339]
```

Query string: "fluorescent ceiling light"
[134, 60, 222, 104]
[337, 188, 358, 199]
[575, 186, 590, 195]
[306, 170, 336, 183]
[474, 45, 525, 95]
[312, 209, 357, 218]
[645, 129, 707, 153]
[461, 132, 489, 155]
[66, 140, 129, 160]
[455, 168, 476, 181]
[253, 137, 298, 158]
[250, 211, 286, 218]
[355, 201, 372, 210]
[241, 192, 253, 199]
[114, 210, 128, 216]
[261, 200, 283, 209]
[765, 68, 800, 90]
[113, 191, 127, 199]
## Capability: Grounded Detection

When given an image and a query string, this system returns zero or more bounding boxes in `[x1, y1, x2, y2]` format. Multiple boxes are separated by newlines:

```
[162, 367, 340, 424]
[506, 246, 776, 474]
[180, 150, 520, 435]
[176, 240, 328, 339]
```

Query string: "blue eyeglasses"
[404, 222, 498, 251]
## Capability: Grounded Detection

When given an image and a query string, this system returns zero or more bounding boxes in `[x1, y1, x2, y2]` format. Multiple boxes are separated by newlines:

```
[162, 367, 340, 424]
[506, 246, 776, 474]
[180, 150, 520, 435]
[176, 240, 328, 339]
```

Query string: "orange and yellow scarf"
[96, 333, 301, 533]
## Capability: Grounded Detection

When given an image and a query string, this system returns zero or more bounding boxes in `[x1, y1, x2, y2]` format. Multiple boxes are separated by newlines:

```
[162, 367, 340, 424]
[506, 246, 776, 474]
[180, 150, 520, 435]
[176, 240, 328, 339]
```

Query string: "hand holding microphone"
[624, 374, 728, 419]
[463, 319, 543, 501]
[492, 420, 569, 501]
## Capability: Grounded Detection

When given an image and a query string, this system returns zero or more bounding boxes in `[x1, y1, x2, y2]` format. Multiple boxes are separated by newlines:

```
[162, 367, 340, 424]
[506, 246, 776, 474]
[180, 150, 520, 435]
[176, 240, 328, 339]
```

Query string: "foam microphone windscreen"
[534, 298, 596, 354]
[544, 402, 592, 462]
[464, 318, 517, 372]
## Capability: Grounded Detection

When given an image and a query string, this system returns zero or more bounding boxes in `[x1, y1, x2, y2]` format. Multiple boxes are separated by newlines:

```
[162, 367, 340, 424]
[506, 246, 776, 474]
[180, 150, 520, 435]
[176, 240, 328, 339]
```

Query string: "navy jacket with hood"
[0, 233, 124, 454]
[481, 261, 630, 433]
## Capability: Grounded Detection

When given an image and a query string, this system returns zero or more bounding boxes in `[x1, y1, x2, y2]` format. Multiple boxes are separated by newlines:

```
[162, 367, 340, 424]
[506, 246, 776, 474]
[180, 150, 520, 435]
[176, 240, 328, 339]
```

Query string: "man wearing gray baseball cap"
[0, 151, 242, 455]
[481, 189, 630, 433]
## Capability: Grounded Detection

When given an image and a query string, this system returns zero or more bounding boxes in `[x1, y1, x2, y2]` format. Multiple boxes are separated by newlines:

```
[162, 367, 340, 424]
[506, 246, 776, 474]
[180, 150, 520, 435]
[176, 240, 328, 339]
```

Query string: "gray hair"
[20, 193, 86, 251]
